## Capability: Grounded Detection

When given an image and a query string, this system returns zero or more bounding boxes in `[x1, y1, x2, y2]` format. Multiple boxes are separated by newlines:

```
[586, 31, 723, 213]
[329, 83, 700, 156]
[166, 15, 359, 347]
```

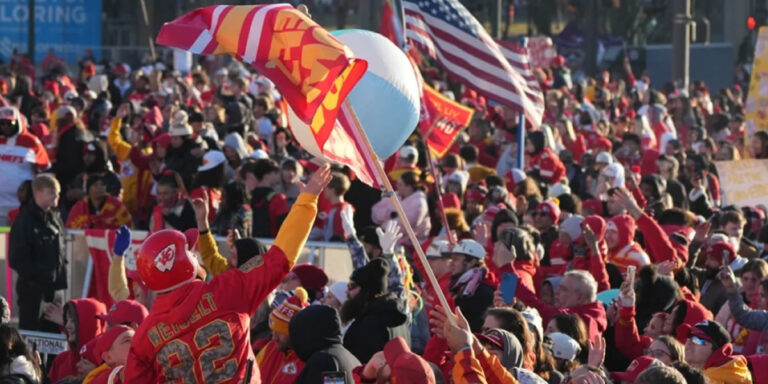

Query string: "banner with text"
[715, 159, 768, 207]
[0, 0, 101, 63]
[745, 27, 768, 136]
[419, 83, 475, 158]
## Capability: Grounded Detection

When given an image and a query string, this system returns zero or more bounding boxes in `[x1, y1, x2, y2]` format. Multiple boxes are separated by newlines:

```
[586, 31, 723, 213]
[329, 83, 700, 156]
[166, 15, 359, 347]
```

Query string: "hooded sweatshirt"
[571, 215, 611, 292]
[674, 299, 715, 343]
[48, 298, 107, 383]
[515, 279, 607, 342]
[525, 131, 565, 185]
[124, 192, 318, 383]
[606, 215, 650, 273]
[290, 305, 361, 384]
[701, 344, 752, 384]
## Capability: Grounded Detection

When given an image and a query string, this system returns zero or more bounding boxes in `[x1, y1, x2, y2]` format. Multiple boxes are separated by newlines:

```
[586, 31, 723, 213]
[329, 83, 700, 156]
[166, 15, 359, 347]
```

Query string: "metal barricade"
[0, 229, 354, 319]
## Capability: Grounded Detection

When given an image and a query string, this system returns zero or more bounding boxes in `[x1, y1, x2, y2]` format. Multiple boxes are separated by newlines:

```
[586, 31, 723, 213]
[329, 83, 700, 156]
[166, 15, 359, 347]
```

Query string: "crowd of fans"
[0, 37, 768, 384]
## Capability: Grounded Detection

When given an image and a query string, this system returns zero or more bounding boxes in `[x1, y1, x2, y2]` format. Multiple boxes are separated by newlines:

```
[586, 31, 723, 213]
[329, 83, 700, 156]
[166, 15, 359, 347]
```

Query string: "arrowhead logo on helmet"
[154, 244, 176, 272]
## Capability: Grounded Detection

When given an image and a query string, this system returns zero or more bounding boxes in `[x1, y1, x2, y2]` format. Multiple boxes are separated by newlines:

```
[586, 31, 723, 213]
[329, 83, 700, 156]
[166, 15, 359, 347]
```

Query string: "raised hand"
[113, 225, 132, 258]
[719, 264, 737, 293]
[192, 195, 209, 229]
[694, 220, 712, 244]
[376, 220, 403, 255]
[614, 188, 642, 218]
[492, 241, 516, 268]
[301, 164, 331, 196]
[473, 222, 489, 246]
[588, 337, 607, 369]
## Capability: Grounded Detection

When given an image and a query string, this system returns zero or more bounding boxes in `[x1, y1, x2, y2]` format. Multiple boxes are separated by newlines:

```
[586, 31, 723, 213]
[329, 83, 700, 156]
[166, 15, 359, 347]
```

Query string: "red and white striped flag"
[403, 0, 544, 127]
[84, 229, 148, 307]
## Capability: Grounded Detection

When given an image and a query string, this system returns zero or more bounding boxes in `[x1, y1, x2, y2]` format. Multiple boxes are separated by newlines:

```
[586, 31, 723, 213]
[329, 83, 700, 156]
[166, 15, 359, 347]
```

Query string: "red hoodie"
[607, 215, 650, 274]
[515, 278, 607, 342]
[673, 299, 714, 344]
[48, 299, 108, 383]
[571, 216, 611, 292]
[635, 213, 677, 264]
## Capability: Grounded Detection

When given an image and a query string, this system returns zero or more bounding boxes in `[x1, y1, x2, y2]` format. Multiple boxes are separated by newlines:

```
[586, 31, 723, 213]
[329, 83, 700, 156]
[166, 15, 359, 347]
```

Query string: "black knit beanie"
[350, 258, 389, 296]
[234, 238, 268, 267]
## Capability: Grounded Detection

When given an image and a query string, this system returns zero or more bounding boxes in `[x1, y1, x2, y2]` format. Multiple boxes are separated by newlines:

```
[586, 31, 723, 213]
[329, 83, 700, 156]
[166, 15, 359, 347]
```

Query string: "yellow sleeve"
[199, 230, 230, 276]
[107, 117, 132, 161]
[452, 349, 489, 384]
[273, 192, 318, 268]
[255, 344, 267, 365]
[108, 257, 131, 302]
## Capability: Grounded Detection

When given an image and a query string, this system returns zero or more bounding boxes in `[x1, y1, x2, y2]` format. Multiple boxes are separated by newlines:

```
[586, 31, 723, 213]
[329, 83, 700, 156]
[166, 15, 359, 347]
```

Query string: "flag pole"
[423, 117, 457, 244]
[344, 101, 456, 324]
[517, 37, 529, 169]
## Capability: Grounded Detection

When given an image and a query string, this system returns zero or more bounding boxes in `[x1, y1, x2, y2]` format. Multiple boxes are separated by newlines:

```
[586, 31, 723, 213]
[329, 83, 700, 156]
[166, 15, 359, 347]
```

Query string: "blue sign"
[0, 0, 102, 63]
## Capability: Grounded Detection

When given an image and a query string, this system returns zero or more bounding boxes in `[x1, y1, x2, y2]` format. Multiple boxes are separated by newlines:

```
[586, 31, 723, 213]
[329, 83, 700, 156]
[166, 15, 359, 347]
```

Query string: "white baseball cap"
[453, 239, 485, 259]
[198, 150, 226, 172]
[398, 145, 418, 163]
[547, 332, 580, 361]
[426, 240, 448, 258]
[595, 151, 613, 165]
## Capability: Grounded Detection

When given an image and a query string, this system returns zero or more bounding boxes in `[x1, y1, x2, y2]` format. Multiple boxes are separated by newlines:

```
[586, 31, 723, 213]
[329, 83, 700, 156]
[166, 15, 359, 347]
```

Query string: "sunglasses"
[347, 282, 358, 291]
[689, 335, 709, 346]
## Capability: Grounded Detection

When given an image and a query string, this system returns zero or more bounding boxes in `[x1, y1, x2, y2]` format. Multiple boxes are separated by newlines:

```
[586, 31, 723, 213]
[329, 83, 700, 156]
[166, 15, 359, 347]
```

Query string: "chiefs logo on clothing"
[154, 244, 176, 272]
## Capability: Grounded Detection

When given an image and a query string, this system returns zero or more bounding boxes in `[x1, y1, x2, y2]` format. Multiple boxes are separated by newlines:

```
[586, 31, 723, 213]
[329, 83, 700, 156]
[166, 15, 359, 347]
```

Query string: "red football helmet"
[136, 229, 199, 293]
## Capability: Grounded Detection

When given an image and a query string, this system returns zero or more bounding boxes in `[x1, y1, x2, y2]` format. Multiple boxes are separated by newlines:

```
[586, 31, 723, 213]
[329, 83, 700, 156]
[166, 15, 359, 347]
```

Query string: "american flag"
[403, 0, 544, 127]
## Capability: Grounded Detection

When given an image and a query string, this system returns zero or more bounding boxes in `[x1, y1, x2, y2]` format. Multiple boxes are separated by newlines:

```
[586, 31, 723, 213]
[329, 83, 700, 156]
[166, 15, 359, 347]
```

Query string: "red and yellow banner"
[419, 83, 475, 157]
[156, 4, 366, 148]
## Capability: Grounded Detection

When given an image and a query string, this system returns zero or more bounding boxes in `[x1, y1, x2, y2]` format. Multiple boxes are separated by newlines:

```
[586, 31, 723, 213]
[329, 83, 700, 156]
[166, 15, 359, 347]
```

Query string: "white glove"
[376, 220, 403, 255]
[340, 204, 356, 238]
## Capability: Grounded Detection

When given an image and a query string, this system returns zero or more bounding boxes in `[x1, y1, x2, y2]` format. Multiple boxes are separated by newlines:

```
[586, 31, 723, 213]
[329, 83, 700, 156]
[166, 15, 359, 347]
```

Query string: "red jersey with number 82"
[124, 248, 289, 383]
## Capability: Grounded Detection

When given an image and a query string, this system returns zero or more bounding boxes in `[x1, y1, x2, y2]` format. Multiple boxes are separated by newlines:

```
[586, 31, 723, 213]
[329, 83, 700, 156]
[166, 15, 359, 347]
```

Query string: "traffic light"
[747, 16, 756, 31]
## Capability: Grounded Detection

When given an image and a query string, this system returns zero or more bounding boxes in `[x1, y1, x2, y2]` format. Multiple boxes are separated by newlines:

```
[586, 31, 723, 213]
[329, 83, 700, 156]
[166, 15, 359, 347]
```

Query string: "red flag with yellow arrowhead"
[156, 4, 366, 149]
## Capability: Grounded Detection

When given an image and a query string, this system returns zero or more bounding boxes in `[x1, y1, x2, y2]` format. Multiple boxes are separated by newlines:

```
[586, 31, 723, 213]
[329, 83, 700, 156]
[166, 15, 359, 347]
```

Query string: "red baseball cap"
[475, 332, 504, 350]
[78, 337, 102, 365]
[536, 201, 561, 223]
[383, 337, 436, 384]
[97, 300, 148, 326]
[95, 325, 134, 358]
[610, 356, 663, 382]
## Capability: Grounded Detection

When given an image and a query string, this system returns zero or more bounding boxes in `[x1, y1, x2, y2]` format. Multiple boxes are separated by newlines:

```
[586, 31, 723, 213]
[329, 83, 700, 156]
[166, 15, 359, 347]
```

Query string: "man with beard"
[693, 241, 748, 313]
[256, 287, 309, 383]
[341, 258, 409, 363]
[447, 239, 495, 333]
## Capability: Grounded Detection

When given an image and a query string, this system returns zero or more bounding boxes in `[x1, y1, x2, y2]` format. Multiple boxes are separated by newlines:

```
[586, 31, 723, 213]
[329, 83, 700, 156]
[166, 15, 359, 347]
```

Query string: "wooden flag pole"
[344, 101, 456, 324]
[422, 117, 457, 244]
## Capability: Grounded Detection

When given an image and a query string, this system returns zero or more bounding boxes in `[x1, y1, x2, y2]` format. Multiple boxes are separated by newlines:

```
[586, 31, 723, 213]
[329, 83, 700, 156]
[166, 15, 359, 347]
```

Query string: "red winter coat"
[526, 147, 566, 184]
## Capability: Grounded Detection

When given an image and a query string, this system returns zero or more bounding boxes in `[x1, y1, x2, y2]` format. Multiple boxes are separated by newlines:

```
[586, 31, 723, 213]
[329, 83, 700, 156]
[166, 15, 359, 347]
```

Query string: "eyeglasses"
[688, 335, 709, 346]
[347, 282, 358, 291]
[644, 348, 671, 359]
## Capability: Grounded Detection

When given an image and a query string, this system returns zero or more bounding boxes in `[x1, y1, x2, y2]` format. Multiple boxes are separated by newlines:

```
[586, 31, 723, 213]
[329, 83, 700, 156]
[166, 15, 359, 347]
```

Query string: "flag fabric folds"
[419, 83, 475, 158]
[403, 0, 544, 127]
[156, 4, 367, 149]
[84, 229, 148, 307]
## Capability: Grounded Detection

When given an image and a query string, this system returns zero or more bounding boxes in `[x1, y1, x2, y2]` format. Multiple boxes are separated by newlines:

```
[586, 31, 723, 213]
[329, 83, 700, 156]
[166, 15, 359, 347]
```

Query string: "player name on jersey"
[147, 292, 217, 347]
